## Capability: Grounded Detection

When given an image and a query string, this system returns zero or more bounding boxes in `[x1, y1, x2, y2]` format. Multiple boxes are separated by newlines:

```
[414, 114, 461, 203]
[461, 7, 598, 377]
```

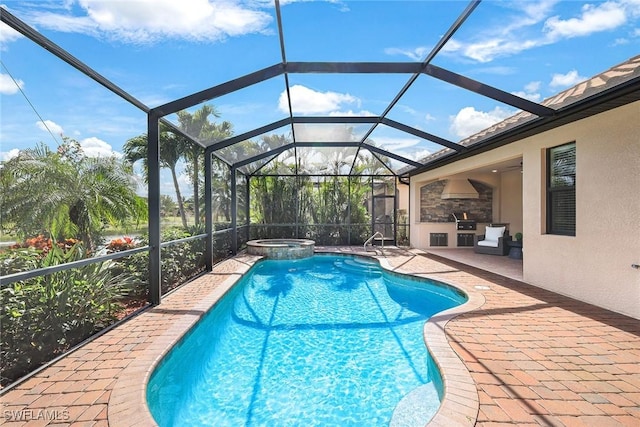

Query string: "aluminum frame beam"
[230, 167, 237, 254]
[381, 118, 464, 152]
[295, 141, 421, 168]
[285, 62, 423, 74]
[204, 151, 213, 271]
[153, 63, 286, 117]
[232, 140, 421, 174]
[423, 64, 555, 117]
[292, 116, 380, 124]
[362, 144, 423, 168]
[1, 7, 149, 113]
[203, 113, 466, 173]
[234, 143, 295, 169]
[349, 0, 482, 174]
[205, 118, 291, 152]
[147, 113, 161, 305]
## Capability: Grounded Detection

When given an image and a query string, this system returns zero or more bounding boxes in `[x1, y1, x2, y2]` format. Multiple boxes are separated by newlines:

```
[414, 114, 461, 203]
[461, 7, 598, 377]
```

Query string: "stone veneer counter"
[246, 239, 315, 259]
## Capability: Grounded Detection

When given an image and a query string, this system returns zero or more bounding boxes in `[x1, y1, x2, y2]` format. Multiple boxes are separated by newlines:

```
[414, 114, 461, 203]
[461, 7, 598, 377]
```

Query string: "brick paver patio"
[0, 248, 638, 426]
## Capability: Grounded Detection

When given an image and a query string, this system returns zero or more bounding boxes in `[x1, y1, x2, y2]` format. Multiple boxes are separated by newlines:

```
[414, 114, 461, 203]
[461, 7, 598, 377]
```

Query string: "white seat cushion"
[484, 226, 505, 241]
[477, 239, 499, 247]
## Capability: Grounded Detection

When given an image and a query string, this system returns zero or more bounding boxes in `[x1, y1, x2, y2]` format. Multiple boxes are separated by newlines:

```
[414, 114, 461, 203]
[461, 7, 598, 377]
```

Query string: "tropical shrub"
[106, 236, 137, 253]
[113, 227, 207, 296]
[0, 138, 146, 251]
[0, 242, 137, 386]
[1, 236, 83, 276]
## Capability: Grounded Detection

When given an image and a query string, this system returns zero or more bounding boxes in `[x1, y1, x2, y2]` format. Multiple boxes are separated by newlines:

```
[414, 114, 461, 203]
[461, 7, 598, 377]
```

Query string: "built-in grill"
[451, 212, 476, 230]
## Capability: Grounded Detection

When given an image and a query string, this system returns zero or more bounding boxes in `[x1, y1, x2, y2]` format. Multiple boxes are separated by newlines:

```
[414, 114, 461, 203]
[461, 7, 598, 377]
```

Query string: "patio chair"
[474, 225, 511, 256]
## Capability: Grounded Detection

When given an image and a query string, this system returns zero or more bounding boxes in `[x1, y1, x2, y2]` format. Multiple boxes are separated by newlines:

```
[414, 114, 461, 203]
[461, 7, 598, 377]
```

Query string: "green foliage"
[160, 195, 177, 217]
[0, 242, 137, 385]
[124, 126, 190, 228]
[0, 138, 146, 250]
[249, 173, 374, 245]
[396, 209, 410, 246]
[125, 104, 230, 229]
[114, 227, 207, 296]
[250, 174, 301, 238]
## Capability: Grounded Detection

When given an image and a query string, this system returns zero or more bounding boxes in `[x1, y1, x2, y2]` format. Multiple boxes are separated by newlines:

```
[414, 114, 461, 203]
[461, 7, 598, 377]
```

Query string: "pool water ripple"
[147, 255, 466, 426]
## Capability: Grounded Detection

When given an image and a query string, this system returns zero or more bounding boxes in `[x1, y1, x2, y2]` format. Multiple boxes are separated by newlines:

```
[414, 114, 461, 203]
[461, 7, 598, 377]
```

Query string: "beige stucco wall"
[500, 169, 523, 236]
[397, 181, 409, 215]
[410, 101, 640, 319]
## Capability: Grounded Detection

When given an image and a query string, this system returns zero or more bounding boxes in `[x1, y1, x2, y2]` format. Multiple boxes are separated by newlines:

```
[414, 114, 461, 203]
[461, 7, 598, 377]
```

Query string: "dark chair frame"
[474, 224, 512, 256]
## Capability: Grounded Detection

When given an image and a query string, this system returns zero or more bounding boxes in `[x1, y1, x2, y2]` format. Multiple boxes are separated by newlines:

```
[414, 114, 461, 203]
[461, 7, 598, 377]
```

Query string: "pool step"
[390, 383, 440, 427]
[333, 258, 381, 275]
[351, 256, 379, 266]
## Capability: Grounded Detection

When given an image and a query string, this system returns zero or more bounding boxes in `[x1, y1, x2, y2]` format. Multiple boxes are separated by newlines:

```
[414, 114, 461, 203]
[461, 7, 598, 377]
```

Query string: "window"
[547, 142, 576, 236]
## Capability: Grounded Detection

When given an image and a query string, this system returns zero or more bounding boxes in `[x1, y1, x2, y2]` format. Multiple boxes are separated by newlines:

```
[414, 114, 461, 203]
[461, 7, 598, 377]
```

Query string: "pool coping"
[376, 254, 483, 427]
[108, 250, 483, 426]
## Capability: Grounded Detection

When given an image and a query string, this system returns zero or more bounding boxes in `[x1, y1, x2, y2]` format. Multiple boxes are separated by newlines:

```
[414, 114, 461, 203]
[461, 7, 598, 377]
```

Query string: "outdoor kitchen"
[413, 178, 502, 248]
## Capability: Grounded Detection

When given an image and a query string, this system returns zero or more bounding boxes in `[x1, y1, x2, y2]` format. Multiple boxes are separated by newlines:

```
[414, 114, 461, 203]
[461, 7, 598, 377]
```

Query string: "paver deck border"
[3, 247, 638, 426]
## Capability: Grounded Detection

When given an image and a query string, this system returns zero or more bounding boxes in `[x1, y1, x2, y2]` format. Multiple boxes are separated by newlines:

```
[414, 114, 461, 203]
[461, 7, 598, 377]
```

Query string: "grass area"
[1, 216, 194, 245]
[0, 234, 16, 243]
[105, 216, 194, 237]
[104, 223, 148, 237]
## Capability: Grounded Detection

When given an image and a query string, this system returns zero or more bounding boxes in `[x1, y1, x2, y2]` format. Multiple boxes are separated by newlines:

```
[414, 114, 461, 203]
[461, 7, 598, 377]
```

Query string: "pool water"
[147, 255, 466, 427]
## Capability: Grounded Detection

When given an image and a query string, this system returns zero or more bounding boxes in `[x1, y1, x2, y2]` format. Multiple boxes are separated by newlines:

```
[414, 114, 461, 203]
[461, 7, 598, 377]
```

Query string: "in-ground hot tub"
[246, 239, 315, 259]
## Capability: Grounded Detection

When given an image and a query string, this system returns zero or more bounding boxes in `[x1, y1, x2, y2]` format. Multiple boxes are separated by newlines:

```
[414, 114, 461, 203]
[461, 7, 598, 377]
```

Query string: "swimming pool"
[147, 254, 467, 426]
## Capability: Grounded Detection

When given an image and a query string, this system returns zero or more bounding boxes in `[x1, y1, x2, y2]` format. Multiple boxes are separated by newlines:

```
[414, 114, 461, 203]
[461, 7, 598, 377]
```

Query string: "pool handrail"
[363, 231, 384, 252]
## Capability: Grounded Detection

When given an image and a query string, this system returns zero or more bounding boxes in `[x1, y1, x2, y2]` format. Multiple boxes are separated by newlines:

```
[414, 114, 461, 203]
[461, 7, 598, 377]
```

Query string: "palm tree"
[176, 105, 218, 226]
[1, 138, 145, 250]
[123, 125, 189, 228]
[168, 105, 234, 227]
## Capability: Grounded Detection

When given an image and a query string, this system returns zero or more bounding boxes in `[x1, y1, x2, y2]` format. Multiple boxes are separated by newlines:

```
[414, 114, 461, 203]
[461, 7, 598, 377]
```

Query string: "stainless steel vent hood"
[441, 179, 479, 199]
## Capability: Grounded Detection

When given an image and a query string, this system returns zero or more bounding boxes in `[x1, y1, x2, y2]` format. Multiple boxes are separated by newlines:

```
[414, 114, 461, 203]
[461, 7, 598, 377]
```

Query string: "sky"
[1, 0, 639, 196]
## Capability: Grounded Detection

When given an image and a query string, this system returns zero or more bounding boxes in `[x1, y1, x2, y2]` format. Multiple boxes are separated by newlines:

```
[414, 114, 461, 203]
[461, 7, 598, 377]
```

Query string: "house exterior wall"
[397, 181, 409, 214]
[410, 101, 640, 319]
[500, 169, 523, 236]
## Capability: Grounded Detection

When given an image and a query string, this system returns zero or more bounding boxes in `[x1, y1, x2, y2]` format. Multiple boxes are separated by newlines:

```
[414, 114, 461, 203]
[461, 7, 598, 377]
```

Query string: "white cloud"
[544, 2, 627, 39]
[411, 149, 432, 161]
[36, 120, 64, 135]
[0, 22, 22, 47]
[27, 0, 272, 44]
[463, 38, 540, 63]
[440, 1, 554, 62]
[511, 81, 542, 102]
[367, 137, 434, 162]
[328, 109, 375, 117]
[512, 91, 541, 102]
[0, 73, 23, 95]
[293, 123, 358, 142]
[1, 149, 20, 162]
[80, 137, 122, 158]
[449, 106, 513, 139]
[280, 85, 358, 115]
[525, 81, 542, 93]
[383, 46, 430, 61]
[549, 70, 586, 88]
[519, 0, 560, 23]
[373, 136, 420, 152]
[441, 38, 462, 53]
[396, 105, 417, 115]
[424, 113, 436, 121]
[444, 0, 638, 63]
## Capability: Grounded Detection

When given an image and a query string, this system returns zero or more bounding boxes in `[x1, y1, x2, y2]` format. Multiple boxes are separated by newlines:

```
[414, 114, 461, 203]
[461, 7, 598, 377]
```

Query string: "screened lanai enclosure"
[2, 0, 640, 387]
